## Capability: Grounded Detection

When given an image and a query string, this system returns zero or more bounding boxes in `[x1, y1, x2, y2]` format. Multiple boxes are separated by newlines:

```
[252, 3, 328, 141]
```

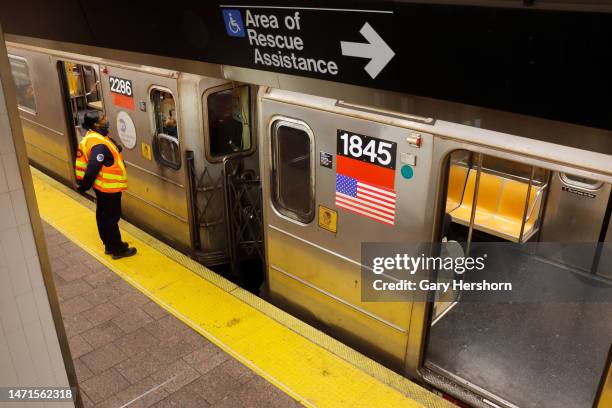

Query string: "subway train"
[6, 41, 612, 408]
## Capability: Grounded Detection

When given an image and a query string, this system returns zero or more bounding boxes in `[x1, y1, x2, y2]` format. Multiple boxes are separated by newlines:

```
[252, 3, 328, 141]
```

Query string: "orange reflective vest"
[75, 131, 128, 193]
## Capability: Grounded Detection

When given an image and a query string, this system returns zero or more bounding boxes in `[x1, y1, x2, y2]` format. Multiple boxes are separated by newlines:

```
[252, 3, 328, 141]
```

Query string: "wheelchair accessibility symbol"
[222, 9, 245, 38]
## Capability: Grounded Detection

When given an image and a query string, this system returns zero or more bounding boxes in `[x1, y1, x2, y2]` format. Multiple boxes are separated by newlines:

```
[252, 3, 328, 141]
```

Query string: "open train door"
[56, 61, 104, 157]
[418, 142, 612, 408]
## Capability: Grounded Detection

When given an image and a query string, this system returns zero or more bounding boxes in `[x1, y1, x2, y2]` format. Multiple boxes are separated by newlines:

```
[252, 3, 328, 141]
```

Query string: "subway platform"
[33, 167, 451, 408]
[45, 221, 300, 408]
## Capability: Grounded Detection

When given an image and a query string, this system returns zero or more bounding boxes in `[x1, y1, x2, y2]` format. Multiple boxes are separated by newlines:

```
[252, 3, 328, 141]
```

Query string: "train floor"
[44, 221, 299, 408]
[427, 244, 612, 408]
[429, 301, 610, 408]
[33, 167, 450, 408]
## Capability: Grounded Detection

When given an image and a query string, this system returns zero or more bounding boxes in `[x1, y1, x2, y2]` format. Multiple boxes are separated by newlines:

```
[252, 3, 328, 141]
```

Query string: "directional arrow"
[340, 22, 395, 79]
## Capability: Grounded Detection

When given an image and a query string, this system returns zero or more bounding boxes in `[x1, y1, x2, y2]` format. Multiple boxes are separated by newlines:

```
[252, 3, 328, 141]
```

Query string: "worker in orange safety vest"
[75, 111, 136, 259]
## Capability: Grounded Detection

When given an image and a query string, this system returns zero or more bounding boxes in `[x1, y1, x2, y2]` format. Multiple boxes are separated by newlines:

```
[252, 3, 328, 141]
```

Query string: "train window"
[8, 56, 36, 113]
[151, 88, 180, 169]
[82, 65, 102, 108]
[270, 118, 314, 224]
[207, 86, 252, 159]
[63, 63, 101, 107]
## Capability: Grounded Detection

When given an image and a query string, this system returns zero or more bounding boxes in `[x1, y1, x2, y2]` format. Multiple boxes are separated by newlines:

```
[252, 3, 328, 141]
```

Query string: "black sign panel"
[215, 6, 395, 83]
[2, 1, 612, 133]
[108, 76, 134, 110]
[109, 76, 133, 97]
[336, 129, 397, 170]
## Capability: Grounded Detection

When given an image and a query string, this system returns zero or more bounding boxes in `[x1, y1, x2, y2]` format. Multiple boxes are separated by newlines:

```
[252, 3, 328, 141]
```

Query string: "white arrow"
[340, 22, 395, 79]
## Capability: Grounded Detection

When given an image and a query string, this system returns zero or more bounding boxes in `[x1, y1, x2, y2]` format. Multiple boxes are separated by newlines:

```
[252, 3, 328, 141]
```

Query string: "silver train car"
[6, 41, 612, 408]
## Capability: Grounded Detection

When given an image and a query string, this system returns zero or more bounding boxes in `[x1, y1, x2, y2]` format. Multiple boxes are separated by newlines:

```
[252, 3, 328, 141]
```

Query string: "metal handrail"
[185, 151, 201, 252]
[518, 166, 535, 242]
[288, 153, 309, 165]
[524, 184, 547, 223]
[157, 133, 179, 143]
[222, 158, 237, 276]
[466, 153, 483, 256]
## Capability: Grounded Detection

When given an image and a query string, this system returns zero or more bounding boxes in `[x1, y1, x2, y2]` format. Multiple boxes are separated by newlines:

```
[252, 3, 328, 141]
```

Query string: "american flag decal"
[335, 155, 397, 226]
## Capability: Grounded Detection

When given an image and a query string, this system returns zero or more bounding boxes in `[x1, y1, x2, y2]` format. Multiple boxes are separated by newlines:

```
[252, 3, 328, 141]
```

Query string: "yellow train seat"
[447, 168, 544, 242]
[449, 170, 503, 227]
[487, 179, 541, 240]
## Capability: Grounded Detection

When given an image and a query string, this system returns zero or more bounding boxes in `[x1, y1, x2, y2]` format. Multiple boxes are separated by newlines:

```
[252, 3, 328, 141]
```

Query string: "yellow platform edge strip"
[32, 167, 451, 408]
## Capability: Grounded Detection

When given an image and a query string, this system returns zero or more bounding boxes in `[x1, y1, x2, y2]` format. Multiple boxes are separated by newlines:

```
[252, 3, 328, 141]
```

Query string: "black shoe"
[112, 247, 137, 260]
[105, 242, 128, 255]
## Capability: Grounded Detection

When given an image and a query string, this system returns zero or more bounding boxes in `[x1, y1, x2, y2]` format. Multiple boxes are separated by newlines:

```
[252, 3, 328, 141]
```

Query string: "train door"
[259, 89, 435, 370]
[57, 61, 104, 151]
[97, 65, 192, 250]
[420, 144, 612, 407]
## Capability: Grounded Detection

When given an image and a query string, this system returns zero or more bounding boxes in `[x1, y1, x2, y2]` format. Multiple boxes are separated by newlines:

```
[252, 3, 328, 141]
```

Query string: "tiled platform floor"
[43, 221, 301, 408]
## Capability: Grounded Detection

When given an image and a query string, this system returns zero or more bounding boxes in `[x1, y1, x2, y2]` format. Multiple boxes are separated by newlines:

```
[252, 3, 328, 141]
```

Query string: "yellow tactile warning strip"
[32, 167, 453, 408]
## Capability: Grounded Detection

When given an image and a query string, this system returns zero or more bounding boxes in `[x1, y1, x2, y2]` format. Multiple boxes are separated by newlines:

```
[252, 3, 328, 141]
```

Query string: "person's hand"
[75, 183, 87, 194]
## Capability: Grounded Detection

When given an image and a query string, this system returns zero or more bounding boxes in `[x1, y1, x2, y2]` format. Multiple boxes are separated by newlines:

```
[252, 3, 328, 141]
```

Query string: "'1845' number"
[337, 130, 396, 169]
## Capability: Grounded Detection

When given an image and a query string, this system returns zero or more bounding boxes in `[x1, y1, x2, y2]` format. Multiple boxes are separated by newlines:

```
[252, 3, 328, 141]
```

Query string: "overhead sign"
[340, 22, 395, 79]
[4, 2, 612, 132]
[219, 5, 395, 81]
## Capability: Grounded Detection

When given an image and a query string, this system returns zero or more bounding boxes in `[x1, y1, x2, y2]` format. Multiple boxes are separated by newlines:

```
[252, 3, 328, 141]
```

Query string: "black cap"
[82, 110, 101, 130]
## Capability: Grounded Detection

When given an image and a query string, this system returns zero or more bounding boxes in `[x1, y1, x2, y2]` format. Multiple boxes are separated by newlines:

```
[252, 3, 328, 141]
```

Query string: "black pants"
[94, 190, 124, 253]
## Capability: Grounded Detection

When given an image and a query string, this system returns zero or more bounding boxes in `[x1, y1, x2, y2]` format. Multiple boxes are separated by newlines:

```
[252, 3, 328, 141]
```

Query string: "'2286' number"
[337, 130, 397, 169]
[109, 76, 133, 97]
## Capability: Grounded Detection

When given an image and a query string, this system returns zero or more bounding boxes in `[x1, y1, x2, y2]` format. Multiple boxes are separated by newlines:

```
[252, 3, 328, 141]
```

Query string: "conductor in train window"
[210, 89, 244, 155]
[74, 111, 137, 259]
[163, 109, 178, 137]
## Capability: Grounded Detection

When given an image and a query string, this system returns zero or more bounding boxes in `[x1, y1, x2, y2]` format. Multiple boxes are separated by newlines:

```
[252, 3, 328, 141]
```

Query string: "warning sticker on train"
[320, 151, 333, 168]
[109, 76, 134, 110]
[219, 6, 395, 80]
[318, 205, 338, 233]
[335, 130, 397, 226]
